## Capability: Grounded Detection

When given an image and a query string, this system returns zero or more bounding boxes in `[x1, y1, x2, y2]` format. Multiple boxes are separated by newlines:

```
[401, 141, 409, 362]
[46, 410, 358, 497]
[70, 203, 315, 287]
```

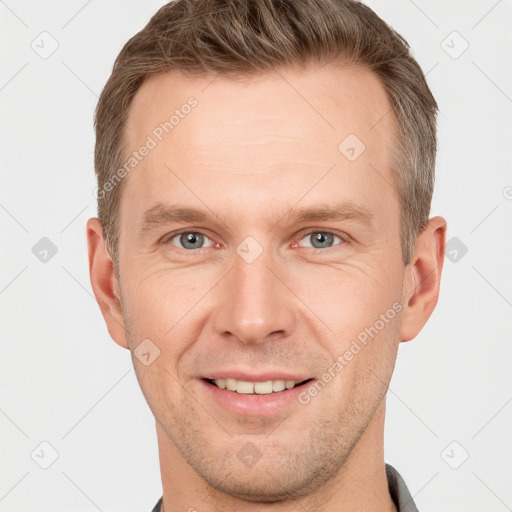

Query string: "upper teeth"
[214, 378, 298, 394]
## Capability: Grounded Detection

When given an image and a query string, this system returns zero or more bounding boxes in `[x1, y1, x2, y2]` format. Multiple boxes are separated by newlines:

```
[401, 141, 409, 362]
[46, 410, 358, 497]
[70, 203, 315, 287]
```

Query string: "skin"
[87, 63, 446, 511]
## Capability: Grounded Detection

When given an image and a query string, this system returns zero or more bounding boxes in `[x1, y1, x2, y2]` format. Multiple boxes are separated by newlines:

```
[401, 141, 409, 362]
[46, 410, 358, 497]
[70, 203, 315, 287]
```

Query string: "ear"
[86, 218, 128, 349]
[400, 216, 447, 342]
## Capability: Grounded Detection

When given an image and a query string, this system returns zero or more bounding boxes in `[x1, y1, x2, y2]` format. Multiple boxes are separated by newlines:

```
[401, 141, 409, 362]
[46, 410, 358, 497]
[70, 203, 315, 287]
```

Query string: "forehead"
[121, 64, 397, 222]
[126, 63, 393, 152]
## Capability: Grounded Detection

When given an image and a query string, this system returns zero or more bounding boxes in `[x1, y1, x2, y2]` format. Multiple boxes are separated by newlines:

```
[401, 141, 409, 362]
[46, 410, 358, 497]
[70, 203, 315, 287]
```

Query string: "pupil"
[180, 232, 203, 249]
[312, 232, 333, 248]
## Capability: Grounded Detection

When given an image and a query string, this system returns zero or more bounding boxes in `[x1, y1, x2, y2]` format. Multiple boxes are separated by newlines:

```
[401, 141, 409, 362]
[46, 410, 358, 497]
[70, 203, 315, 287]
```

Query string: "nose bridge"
[212, 241, 295, 344]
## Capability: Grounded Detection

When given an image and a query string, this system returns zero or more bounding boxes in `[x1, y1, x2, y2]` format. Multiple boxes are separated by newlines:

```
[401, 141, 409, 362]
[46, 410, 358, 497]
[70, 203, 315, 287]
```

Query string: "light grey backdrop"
[1, 1, 511, 511]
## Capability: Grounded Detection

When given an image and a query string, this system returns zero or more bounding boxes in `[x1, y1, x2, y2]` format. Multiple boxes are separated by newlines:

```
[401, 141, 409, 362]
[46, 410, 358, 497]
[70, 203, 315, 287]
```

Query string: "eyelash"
[161, 229, 347, 253]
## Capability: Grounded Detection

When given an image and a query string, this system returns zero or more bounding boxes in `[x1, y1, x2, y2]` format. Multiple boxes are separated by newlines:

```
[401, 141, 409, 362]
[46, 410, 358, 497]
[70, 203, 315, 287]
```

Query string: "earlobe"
[86, 218, 128, 349]
[399, 216, 447, 342]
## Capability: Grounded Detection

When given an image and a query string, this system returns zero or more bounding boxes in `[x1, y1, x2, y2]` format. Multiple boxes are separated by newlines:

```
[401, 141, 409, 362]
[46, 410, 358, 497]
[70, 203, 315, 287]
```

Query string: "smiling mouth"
[203, 378, 313, 395]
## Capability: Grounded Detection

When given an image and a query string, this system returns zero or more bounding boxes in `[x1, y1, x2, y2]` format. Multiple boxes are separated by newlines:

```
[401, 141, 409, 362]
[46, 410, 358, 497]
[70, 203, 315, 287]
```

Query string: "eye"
[167, 231, 215, 250]
[298, 231, 344, 249]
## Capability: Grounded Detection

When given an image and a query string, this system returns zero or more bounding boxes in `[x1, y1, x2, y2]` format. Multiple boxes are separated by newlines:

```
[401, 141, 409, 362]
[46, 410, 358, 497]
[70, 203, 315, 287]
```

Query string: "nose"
[211, 244, 297, 345]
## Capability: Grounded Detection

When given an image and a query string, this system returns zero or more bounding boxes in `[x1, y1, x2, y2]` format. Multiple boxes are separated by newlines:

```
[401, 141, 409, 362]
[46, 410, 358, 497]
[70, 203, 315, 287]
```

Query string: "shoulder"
[386, 463, 420, 512]
[150, 496, 163, 512]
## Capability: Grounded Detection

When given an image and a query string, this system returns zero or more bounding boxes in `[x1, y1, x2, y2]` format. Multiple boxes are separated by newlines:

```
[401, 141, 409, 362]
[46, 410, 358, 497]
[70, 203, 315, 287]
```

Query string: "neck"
[157, 399, 396, 512]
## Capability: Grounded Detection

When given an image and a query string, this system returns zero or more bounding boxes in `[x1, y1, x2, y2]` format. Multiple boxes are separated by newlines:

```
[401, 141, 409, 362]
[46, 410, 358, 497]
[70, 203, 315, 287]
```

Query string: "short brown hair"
[94, 0, 438, 268]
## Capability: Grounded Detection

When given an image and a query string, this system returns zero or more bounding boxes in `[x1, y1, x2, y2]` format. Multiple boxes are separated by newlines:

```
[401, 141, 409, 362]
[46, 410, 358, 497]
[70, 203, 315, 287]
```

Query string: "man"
[87, 0, 446, 510]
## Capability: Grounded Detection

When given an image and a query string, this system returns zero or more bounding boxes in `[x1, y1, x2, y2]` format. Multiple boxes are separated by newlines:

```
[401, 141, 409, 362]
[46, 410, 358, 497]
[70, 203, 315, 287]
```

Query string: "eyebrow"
[141, 203, 211, 232]
[140, 201, 375, 232]
[287, 202, 375, 227]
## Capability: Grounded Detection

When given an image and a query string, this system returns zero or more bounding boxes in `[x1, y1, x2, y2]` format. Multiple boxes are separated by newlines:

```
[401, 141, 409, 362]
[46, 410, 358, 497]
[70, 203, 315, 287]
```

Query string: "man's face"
[116, 65, 406, 500]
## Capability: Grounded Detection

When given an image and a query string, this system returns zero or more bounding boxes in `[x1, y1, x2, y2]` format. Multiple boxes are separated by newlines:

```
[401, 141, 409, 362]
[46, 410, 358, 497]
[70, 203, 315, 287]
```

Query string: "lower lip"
[199, 379, 314, 417]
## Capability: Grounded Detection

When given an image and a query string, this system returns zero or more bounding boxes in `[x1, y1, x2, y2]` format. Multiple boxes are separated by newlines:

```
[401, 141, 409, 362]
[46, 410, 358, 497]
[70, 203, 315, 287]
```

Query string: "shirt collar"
[386, 463, 420, 512]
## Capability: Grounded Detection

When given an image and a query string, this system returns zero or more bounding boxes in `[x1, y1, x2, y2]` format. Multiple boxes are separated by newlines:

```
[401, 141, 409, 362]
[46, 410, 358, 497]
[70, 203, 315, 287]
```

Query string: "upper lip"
[201, 370, 313, 382]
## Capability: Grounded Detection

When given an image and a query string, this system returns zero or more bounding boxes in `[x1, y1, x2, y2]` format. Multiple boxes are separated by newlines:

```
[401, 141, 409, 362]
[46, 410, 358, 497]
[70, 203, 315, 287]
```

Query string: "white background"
[1, 1, 511, 511]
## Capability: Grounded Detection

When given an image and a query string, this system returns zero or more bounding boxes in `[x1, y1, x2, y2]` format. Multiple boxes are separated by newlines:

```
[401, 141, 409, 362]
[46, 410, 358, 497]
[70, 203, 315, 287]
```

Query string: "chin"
[197, 464, 319, 503]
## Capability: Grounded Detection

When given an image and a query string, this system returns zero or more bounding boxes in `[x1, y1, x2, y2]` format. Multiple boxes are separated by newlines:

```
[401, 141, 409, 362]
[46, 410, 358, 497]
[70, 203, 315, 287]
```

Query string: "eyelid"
[294, 229, 347, 249]
[161, 228, 348, 252]
[162, 228, 217, 250]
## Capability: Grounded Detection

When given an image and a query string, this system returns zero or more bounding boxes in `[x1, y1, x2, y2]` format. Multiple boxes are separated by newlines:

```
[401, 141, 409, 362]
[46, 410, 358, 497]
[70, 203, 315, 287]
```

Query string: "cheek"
[119, 264, 214, 358]
[289, 257, 403, 400]
[327, 311, 401, 415]
[120, 272, 198, 422]
[288, 256, 404, 345]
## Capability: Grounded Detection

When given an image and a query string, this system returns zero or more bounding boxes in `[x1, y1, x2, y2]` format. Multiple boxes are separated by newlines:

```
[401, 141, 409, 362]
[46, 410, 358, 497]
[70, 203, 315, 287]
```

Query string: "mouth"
[199, 372, 317, 416]
[203, 377, 314, 395]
